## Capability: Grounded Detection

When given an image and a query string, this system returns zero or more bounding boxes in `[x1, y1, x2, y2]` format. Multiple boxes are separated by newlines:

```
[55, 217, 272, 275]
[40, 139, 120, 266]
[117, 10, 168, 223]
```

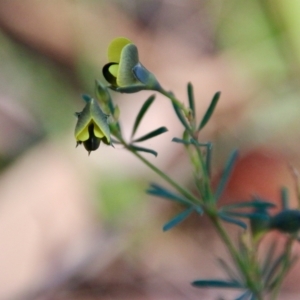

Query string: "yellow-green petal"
[75, 108, 92, 142]
[76, 125, 89, 141]
[93, 123, 105, 138]
[117, 43, 139, 87]
[75, 98, 110, 144]
[108, 37, 132, 63]
[108, 64, 119, 78]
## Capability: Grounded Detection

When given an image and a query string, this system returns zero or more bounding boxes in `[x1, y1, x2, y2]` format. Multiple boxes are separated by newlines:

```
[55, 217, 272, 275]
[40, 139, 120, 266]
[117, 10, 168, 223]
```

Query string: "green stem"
[192, 141, 214, 201]
[158, 88, 212, 199]
[271, 236, 294, 299]
[125, 145, 199, 204]
[210, 216, 240, 259]
[157, 86, 191, 117]
[211, 217, 264, 299]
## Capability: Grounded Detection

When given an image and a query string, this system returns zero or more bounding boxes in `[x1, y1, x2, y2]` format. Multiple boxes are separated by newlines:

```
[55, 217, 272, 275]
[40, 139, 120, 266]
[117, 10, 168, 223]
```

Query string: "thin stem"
[158, 89, 212, 200]
[210, 216, 240, 259]
[210, 217, 264, 299]
[271, 236, 294, 299]
[125, 144, 199, 204]
[157, 86, 191, 117]
[191, 141, 214, 202]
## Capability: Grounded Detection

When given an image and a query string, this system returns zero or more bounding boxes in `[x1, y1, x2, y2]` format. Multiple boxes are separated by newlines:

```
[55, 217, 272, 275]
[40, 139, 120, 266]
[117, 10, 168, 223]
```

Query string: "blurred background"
[1, 0, 300, 299]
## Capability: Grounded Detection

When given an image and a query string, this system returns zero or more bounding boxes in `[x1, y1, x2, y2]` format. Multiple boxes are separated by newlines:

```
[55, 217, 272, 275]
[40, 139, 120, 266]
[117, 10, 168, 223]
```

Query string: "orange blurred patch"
[216, 148, 298, 211]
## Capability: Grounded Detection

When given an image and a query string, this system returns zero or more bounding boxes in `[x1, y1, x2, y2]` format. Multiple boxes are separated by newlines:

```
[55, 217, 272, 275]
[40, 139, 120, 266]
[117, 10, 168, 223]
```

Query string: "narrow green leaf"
[219, 213, 247, 229]
[95, 80, 106, 99]
[129, 145, 157, 157]
[147, 183, 199, 208]
[221, 200, 275, 211]
[192, 279, 242, 289]
[214, 150, 239, 202]
[205, 142, 212, 177]
[147, 184, 189, 205]
[187, 82, 195, 119]
[198, 91, 220, 130]
[132, 127, 168, 143]
[110, 138, 121, 144]
[172, 101, 191, 130]
[281, 187, 289, 210]
[224, 211, 270, 220]
[163, 207, 194, 231]
[131, 95, 156, 138]
[172, 137, 192, 145]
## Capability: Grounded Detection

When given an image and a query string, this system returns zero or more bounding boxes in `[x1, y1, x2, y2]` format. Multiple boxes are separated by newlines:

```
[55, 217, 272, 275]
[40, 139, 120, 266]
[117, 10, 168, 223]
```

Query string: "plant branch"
[124, 144, 199, 204]
[271, 236, 295, 299]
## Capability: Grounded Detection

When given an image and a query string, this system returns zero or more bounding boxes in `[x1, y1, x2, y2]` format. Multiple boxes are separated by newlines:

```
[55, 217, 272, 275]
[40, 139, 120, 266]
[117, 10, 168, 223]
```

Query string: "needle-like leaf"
[214, 150, 238, 202]
[129, 145, 158, 157]
[163, 207, 194, 231]
[192, 279, 243, 289]
[198, 91, 220, 130]
[132, 127, 168, 143]
[221, 200, 275, 211]
[172, 101, 191, 130]
[131, 95, 155, 138]
[218, 213, 247, 229]
[187, 82, 195, 120]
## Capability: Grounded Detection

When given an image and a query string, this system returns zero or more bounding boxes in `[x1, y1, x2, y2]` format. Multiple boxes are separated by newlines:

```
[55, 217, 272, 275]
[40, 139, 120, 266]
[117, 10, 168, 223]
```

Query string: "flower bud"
[75, 96, 111, 154]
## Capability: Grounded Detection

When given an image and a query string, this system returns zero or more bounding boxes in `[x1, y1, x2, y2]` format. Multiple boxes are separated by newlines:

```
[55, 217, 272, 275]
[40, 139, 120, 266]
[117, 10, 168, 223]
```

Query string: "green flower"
[102, 37, 161, 93]
[75, 95, 111, 155]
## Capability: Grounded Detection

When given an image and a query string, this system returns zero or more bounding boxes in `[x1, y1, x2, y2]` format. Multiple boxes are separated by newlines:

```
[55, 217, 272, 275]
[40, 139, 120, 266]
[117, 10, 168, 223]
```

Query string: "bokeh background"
[1, 0, 300, 299]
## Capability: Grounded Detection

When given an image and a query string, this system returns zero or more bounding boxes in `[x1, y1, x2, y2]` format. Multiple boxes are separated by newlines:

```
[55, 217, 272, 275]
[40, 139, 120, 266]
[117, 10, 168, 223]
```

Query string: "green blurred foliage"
[0, 32, 78, 135]
[96, 174, 147, 224]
